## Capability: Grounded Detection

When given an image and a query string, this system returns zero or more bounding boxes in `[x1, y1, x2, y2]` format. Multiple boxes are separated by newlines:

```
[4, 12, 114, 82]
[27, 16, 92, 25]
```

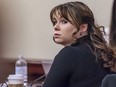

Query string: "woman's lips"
[54, 33, 60, 38]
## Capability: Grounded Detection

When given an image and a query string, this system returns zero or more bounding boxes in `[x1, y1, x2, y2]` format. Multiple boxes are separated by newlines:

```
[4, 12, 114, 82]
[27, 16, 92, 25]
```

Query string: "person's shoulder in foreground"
[43, 1, 116, 87]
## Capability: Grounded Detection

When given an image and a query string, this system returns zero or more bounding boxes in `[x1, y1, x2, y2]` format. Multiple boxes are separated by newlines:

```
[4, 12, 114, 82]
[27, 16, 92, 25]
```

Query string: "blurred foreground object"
[109, 0, 116, 48]
[15, 55, 27, 86]
[0, 58, 15, 83]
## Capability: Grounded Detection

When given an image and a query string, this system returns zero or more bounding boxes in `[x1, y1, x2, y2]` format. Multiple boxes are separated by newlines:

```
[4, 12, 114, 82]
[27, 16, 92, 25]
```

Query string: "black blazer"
[43, 36, 113, 87]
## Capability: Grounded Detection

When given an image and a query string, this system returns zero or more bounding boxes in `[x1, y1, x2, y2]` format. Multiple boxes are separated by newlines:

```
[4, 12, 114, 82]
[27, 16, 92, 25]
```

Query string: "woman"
[43, 1, 116, 87]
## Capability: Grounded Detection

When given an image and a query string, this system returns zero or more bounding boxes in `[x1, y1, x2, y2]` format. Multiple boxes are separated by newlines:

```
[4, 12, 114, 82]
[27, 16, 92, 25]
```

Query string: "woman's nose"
[53, 23, 60, 31]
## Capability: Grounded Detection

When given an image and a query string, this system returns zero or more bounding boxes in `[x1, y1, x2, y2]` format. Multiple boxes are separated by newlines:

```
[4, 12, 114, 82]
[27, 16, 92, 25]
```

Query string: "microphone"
[0, 80, 8, 87]
[1, 75, 46, 87]
[28, 74, 46, 87]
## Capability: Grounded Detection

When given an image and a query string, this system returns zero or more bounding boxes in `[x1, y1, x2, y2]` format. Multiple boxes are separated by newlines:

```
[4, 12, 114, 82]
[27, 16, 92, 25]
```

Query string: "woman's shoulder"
[63, 43, 89, 51]
[59, 45, 84, 55]
[54, 44, 96, 71]
[56, 46, 77, 59]
[55, 44, 92, 61]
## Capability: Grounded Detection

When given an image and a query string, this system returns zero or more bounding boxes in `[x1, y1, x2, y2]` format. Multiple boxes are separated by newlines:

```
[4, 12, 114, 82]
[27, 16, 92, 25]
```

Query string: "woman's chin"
[54, 39, 63, 44]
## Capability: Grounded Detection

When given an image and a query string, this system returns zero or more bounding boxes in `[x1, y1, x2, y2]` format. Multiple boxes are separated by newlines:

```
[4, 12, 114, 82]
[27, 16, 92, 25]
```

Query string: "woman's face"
[52, 12, 77, 46]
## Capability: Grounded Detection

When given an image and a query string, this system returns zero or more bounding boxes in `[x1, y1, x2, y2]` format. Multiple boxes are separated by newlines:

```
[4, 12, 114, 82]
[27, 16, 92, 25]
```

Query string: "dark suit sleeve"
[42, 46, 77, 87]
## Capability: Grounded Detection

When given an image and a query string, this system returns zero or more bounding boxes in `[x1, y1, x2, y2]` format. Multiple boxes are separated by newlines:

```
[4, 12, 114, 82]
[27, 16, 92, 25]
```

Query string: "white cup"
[7, 74, 24, 87]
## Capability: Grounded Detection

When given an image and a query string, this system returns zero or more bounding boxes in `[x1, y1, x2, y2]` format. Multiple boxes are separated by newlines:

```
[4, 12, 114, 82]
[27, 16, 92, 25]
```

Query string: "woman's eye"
[52, 21, 57, 26]
[61, 19, 68, 24]
[52, 18, 68, 26]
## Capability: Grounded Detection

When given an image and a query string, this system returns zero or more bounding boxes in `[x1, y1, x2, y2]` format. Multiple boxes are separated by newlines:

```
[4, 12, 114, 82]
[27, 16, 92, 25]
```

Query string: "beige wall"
[0, 0, 114, 60]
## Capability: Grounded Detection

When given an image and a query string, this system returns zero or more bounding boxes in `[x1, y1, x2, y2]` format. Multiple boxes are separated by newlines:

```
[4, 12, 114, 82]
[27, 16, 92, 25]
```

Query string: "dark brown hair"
[50, 1, 116, 72]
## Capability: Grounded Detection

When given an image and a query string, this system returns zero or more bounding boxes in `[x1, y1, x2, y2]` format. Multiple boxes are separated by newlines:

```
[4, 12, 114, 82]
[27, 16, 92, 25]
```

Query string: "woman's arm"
[43, 47, 76, 87]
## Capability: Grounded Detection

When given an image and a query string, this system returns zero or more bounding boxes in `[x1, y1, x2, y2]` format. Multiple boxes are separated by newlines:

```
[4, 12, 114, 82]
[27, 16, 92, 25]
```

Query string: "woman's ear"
[79, 24, 88, 32]
[73, 24, 88, 40]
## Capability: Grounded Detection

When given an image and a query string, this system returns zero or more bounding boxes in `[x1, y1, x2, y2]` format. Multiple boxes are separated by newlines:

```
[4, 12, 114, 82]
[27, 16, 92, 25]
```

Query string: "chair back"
[101, 74, 116, 87]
